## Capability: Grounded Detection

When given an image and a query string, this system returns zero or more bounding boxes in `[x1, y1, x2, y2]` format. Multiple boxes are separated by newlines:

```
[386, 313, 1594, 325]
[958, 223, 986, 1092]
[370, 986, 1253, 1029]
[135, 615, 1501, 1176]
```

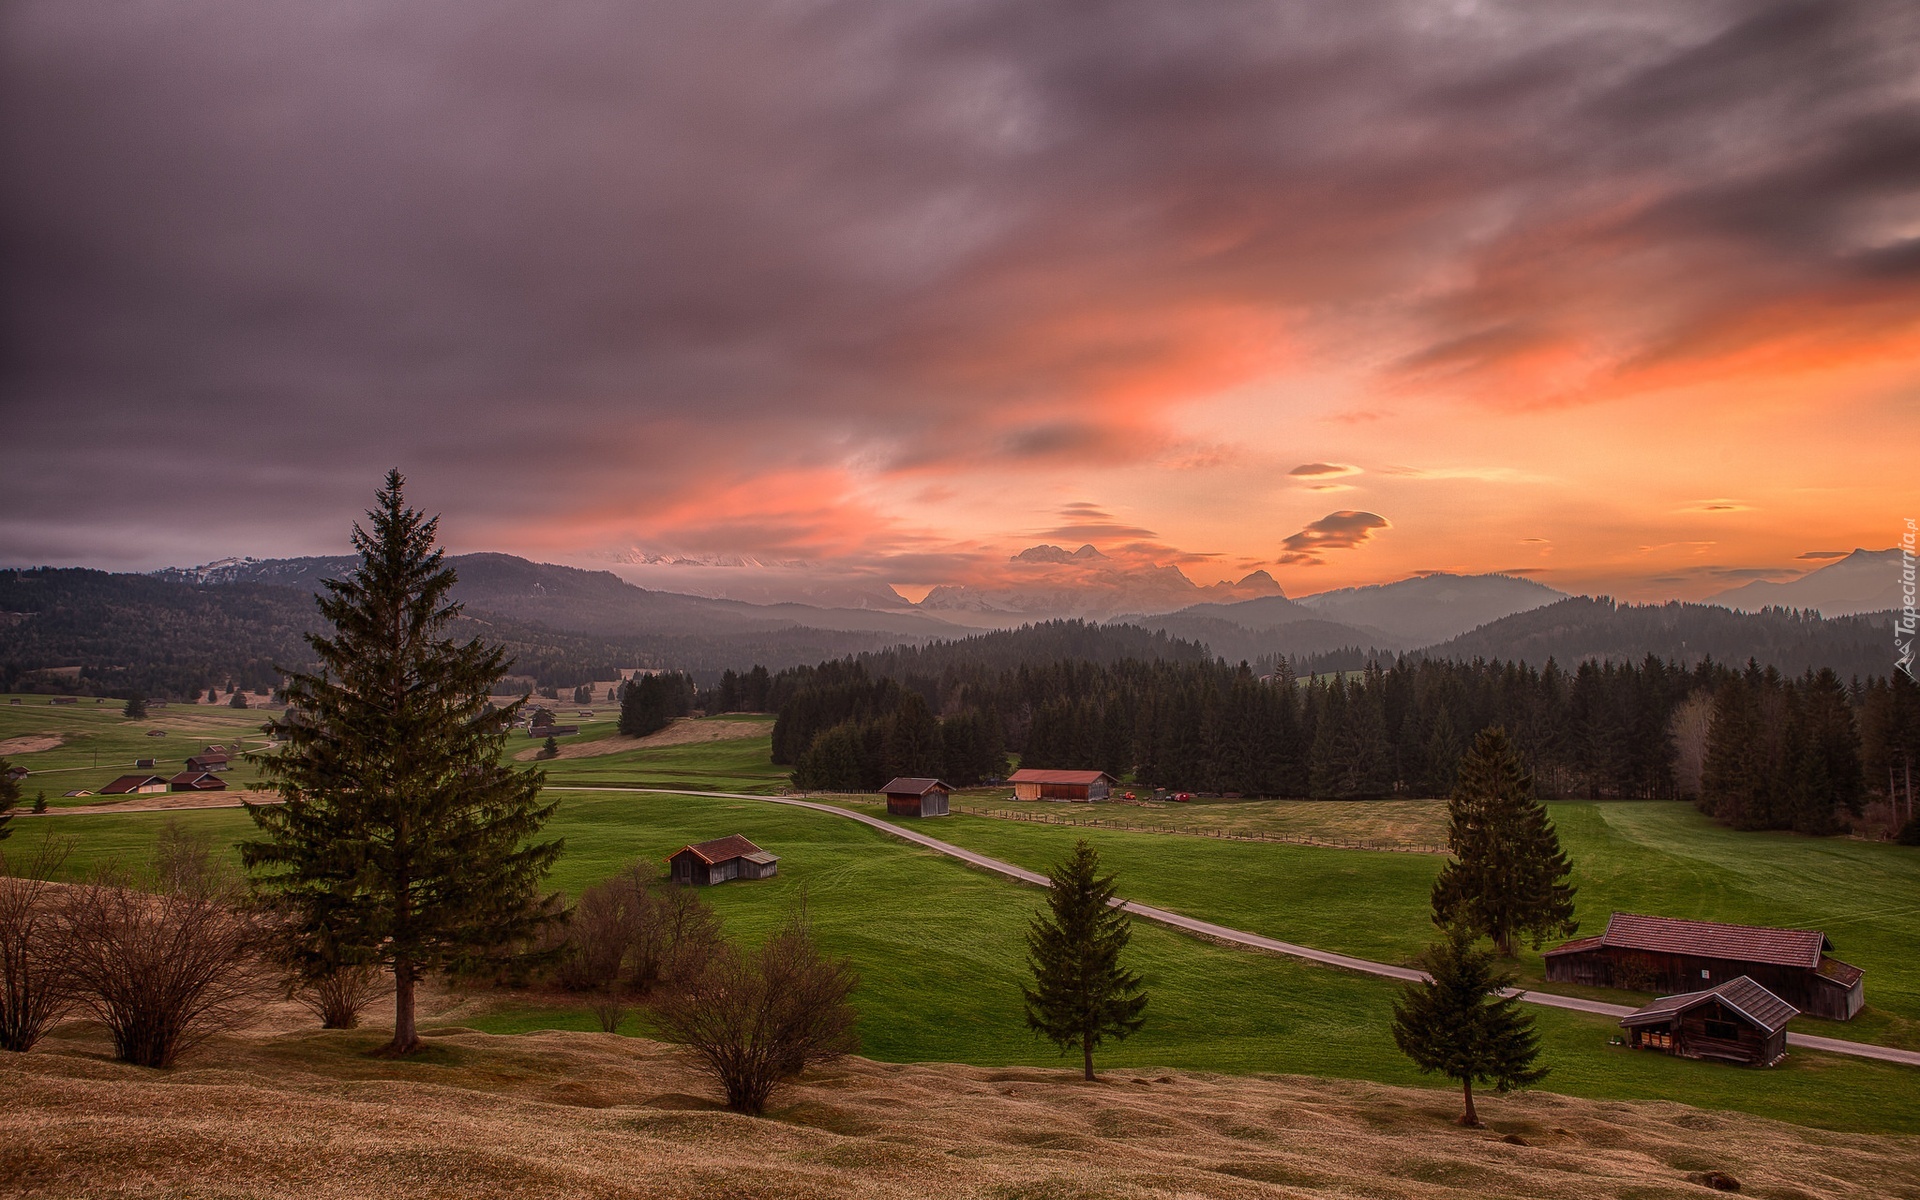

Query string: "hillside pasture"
[0, 693, 277, 802]
[8, 790, 1919, 1134]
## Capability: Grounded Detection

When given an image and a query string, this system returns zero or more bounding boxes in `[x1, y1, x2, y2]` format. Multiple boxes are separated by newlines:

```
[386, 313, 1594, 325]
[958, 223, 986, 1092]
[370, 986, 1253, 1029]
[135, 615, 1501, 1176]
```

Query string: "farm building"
[880, 777, 951, 817]
[3, 766, 25, 783]
[528, 725, 579, 737]
[169, 771, 227, 792]
[1546, 912, 1864, 1021]
[668, 835, 780, 886]
[135, 758, 156, 769]
[49, 698, 77, 706]
[1619, 975, 1796, 1066]
[185, 754, 231, 772]
[99, 774, 170, 795]
[62, 790, 92, 798]
[1008, 769, 1118, 802]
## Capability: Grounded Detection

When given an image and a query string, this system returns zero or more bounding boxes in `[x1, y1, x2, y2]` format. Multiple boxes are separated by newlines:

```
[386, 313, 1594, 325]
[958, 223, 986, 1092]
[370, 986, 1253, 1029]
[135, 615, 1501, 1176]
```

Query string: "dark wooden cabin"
[880, 777, 952, 817]
[668, 834, 779, 886]
[1619, 975, 1796, 1066]
[1008, 769, 1118, 802]
[168, 771, 227, 792]
[184, 753, 231, 772]
[99, 774, 170, 795]
[1546, 912, 1863, 1020]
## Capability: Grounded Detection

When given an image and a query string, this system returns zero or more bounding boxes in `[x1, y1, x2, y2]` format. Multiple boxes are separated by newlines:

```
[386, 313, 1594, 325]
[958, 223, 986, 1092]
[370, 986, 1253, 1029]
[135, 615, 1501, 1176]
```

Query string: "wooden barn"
[668, 834, 779, 886]
[1619, 975, 1796, 1066]
[99, 774, 170, 795]
[1008, 769, 1118, 802]
[880, 777, 951, 817]
[169, 771, 227, 792]
[1546, 912, 1864, 1021]
[528, 725, 579, 737]
[185, 753, 231, 772]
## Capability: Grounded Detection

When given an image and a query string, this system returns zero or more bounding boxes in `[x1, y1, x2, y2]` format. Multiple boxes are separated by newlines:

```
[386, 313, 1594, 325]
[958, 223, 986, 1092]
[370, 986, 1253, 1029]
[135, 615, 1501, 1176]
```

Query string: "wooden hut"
[1008, 769, 1118, 802]
[99, 774, 170, 795]
[668, 835, 779, 886]
[1619, 975, 1796, 1066]
[185, 753, 231, 772]
[1546, 912, 1863, 1020]
[880, 777, 952, 817]
[168, 771, 227, 792]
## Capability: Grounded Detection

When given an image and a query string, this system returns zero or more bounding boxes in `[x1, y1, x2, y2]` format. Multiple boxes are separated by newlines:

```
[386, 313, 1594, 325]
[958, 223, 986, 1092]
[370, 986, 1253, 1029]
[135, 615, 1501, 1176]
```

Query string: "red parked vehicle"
[1173, 792, 1193, 803]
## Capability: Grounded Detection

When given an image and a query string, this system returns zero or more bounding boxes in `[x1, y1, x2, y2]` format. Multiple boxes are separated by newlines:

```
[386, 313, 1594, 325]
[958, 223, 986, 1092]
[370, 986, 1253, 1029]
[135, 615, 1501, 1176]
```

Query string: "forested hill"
[0, 567, 913, 699]
[857, 620, 1210, 679]
[1418, 598, 1895, 680]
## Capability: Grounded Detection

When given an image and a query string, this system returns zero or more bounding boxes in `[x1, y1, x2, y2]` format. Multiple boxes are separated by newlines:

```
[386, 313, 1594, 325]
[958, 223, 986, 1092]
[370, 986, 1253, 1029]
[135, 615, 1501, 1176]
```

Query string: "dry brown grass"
[4, 1014, 1916, 1199]
[0, 734, 63, 755]
[35, 790, 280, 815]
[513, 717, 775, 762]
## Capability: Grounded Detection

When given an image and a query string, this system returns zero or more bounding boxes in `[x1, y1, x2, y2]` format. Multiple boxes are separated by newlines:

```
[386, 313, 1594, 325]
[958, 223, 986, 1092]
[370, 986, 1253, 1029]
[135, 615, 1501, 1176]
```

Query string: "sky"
[3, 0, 1916, 602]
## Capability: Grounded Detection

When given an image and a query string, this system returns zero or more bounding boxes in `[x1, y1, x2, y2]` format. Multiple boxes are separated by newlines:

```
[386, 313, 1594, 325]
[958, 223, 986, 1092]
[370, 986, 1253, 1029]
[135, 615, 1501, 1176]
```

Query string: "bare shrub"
[62, 840, 272, 1068]
[555, 864, 725, 1029]
[292, 962, 385, 1030]
[0, 839, 76, 1052]
[652, 899, 858, 1115]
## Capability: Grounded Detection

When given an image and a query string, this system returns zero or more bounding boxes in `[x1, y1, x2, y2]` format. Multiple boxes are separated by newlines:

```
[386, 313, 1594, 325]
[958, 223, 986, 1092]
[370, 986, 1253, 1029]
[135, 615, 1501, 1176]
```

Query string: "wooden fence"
[950, 806, 1446, 854]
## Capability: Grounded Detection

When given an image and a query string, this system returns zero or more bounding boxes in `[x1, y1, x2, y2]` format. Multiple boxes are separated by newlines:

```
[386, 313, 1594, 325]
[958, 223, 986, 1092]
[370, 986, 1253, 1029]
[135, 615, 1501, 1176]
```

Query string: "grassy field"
[0, 693, 278, 800]
[11, 789, 1920, 1134]
[842, 798, 1920, 1047]
[8, 703, 1920, 1133]
[933, 792, 1453, 850]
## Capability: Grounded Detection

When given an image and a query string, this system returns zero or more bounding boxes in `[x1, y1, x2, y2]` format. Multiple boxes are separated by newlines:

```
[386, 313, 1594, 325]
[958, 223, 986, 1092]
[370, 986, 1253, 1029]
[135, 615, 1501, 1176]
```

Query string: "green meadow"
[6, 706, 1919, 1134]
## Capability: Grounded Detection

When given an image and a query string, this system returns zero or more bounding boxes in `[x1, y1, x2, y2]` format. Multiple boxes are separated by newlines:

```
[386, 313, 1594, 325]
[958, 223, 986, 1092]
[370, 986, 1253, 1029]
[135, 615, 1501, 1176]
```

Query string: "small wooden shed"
[1008, 769, 1118, 802]
[880, 777, 952, 817]
[1619, 975, 1796, 1066]
[668, 834, 780, 886]
[100, 774, 170, 795]
[169, 771, 227, 792]
[185, 753, 231, 773]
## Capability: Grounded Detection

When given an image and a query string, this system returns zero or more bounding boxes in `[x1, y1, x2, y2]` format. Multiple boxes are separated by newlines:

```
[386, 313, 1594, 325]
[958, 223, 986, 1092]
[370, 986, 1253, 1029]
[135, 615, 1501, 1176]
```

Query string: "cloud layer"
[2, 1, 1915, 594]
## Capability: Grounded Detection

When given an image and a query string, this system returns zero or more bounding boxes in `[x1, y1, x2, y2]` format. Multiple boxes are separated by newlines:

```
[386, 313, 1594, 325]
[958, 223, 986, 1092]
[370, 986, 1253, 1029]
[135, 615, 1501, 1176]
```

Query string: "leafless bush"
[652, 899, 858, 1115]
[150, 819, 236, 895]
[292, 962, 385, 1030]
[556, 864, 725, 1022]
[0, 839, 76, 1052]
[62, 844, 273, 1068]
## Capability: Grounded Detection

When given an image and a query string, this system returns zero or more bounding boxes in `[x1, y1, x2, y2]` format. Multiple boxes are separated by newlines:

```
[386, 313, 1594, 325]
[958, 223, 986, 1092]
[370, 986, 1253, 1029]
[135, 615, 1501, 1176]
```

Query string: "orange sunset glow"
[3, 1, 1914, 605]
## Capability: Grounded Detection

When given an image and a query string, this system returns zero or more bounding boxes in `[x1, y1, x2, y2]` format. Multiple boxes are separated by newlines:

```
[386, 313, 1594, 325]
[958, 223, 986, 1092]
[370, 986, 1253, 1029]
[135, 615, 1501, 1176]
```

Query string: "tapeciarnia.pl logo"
[1899, 518, 1916, 681]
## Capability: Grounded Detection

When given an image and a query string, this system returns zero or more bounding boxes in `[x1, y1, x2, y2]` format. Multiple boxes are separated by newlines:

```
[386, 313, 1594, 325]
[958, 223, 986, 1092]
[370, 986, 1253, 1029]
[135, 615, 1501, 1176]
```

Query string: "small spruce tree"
[0, 759, 17, 840]
[123, 693, 147, 720]
[1431, 727, 1577, 956]
[243, 471, 563, 1056]
[541, 735, 559, 760]
[1391, 922, 1547, 1126]
[1023, 840, 1147, 1080]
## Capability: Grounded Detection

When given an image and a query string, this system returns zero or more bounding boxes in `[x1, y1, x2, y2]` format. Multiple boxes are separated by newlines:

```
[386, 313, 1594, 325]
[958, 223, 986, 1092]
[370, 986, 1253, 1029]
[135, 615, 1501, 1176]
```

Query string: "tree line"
[758, 643, 1919, 837]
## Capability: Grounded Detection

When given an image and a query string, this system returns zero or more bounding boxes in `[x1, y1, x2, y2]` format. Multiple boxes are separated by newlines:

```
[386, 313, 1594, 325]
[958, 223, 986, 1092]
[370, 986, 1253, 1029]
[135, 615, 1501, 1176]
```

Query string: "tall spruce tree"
[243, 471, 562, 1055]
[1022, 840, 1148, 1081]
[1391, 922, 1547, 1126]
[1430, 727, 1577, 956]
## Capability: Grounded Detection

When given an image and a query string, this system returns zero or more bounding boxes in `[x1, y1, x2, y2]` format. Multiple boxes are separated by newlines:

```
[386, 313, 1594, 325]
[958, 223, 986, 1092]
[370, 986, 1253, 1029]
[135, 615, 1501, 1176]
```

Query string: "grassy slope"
[12, 790, 1919, 1134]
[845, 800, 1920, 1044]
[0, 694, 278, 800]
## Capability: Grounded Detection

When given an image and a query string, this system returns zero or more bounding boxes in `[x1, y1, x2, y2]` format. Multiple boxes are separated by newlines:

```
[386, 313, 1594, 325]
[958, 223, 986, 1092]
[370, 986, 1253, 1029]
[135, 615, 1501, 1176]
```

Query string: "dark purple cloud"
[2, 0, 1914, 570]
[1279, 511, 1390, 565]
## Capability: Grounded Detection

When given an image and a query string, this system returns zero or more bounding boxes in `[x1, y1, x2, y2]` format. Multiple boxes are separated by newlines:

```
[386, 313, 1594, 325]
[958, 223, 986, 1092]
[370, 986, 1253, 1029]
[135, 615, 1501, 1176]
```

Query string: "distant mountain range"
[2, 546, 1899, 700]
[1707, 548, 1903, 617]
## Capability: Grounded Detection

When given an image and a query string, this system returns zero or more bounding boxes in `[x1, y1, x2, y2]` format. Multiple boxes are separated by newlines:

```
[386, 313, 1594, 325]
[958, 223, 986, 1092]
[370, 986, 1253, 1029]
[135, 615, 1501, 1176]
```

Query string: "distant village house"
[1619, 976, 1796, 1066]
[880, 777, 951, 817]
[1008, 769, 1118, 802]
[668, 835, 779, 886]
[1546, 912, 1863, 1021]
[99, 774, 170, 795]
[185, 754, 231, 773]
